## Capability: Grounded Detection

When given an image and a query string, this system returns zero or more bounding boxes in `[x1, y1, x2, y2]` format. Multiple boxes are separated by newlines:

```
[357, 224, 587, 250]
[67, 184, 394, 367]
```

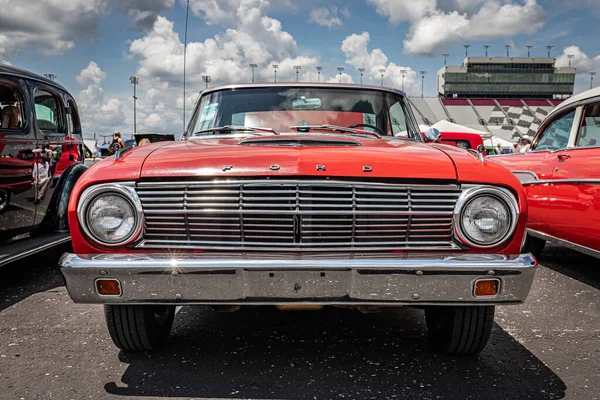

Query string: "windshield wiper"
[191, 125, 280, 136]
[288, 124, 382, 139]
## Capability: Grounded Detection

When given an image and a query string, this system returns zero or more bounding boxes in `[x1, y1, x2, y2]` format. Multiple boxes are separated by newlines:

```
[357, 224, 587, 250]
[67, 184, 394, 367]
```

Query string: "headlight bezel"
[77, 183, 144, 247]
[454, 186, 520, 249]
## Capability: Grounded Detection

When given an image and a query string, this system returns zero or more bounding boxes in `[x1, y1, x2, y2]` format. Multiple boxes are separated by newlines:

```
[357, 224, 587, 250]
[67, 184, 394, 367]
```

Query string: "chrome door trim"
[522, 179, 600, 186]
[528, 229, 600, 259]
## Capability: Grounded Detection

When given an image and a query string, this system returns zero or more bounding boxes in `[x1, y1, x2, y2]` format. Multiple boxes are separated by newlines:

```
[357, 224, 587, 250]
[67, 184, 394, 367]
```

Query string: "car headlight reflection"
[78, 184, 143, 246]
[455, 187, 518, 248]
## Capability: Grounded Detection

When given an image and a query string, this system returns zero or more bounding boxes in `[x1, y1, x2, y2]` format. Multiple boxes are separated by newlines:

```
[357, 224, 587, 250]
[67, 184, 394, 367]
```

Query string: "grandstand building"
[408, 57, 576, 143]
[437, 57, 575, 99]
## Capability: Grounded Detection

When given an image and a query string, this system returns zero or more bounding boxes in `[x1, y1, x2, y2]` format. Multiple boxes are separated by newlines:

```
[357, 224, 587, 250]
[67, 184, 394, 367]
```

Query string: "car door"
[30, 83, 69, 227]
[548, 102, 600, 251]
[494, 108, 576, 235]
[0, 77, 37, 242]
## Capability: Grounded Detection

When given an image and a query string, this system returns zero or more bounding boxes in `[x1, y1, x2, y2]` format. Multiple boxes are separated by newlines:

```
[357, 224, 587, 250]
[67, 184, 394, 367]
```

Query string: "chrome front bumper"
[59, 253, 537, 306]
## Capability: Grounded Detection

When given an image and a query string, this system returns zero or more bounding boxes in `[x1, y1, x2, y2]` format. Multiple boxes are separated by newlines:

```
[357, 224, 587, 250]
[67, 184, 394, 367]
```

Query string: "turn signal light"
[96, 279, 122, 296]
[474, 279, 500, 297]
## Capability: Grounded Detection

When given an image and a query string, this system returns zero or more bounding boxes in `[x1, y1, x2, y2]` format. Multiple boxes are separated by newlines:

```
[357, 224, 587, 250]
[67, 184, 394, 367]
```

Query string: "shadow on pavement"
[105, 306, 566, 399]
[539, 244, 600, 290]
[0, 247, 66, 312]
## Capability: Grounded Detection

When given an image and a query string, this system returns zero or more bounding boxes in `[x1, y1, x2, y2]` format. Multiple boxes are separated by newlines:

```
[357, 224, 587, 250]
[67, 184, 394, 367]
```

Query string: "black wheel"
[523, 234, 546, 259]
[425, 306, 495, 356]
[0, 189, 11, 213]
[105, 305, 175, 352]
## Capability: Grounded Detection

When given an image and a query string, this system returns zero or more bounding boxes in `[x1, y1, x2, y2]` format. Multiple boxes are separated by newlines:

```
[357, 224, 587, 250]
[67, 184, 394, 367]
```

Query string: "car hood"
[138, 134, 458, 180]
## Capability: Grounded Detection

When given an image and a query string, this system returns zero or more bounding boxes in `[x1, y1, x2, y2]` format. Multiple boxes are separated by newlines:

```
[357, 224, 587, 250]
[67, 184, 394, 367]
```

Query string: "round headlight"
[455, 188, 518, 248]
[78, 184, 143, 246]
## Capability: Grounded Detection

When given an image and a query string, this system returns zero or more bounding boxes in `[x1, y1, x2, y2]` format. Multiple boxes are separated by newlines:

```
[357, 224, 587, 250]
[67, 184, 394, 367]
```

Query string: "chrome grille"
[135, 180, 462, 251]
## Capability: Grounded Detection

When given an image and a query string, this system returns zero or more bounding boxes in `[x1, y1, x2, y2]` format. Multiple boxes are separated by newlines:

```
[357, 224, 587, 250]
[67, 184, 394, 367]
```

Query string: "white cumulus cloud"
[309, 7, 347, 28]
[366, 0, 546, 55]
[76, 61, 107, 86]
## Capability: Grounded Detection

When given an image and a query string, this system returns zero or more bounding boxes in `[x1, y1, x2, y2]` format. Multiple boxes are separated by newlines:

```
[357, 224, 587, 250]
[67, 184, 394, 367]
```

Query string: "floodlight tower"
[358, 68, 365, 84]
[272, 64, 279, 82]
[316, 66, 322, 82]
[420, 71, 427, 98]
[294, 65, 302, 82]
[484, 45, 491, 57]
[249, 64, 257, 83]
[442, 53, 449, 66]
[337, 67, 345, 83]
[202, 75, 211, 89]
[400, 69, 407, 91]
[129, 76, 140, 134]
[590, 72, 597, 89]
[379, 68, 386, 86]
[546, 45, 554, 58]
[526, 45, 534, 58]
[567, 54, 575, 67]
[43, 73, 57, 81]
[464, 44, 471, 58]
[505, 45, 512, 57]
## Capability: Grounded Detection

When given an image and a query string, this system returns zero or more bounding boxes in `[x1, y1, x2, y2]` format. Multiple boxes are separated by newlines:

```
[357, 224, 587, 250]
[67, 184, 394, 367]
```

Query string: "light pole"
[43, 73, 57, 81]
[249, 64, 257, 83]
[464, 44, 471, 58]
[420, 71, 426, 98]
[272, 64, 279, 82]
[294, 65, 301, 82]
[129, 76, 139, 134]
[337, 67, 345, 83]
[526, 45, 534, 58]
[358, 68, 365, 84]
[379, 68, 386, 86]
[484, 45, 491, 57]
[400, 69, 406, 92]
[567, 54, 574, 67]
[546, 45, 554, 58]
[590, 72, 597, 89]
[316, 66, 322, 82]
[202, 75, 211, 89]
[442, 53, 449, 66]
[505, 45, 512, 57]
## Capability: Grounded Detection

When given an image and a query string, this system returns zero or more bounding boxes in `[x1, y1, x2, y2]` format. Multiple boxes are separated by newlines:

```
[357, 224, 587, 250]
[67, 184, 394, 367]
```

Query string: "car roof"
[200, 82, 407, 98]
[549, 86, 600, 118]
[0, 64, 69, 93]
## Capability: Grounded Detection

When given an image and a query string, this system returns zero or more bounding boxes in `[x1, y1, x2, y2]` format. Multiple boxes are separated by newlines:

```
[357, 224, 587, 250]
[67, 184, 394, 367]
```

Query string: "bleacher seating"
[410, 97, 563, 144]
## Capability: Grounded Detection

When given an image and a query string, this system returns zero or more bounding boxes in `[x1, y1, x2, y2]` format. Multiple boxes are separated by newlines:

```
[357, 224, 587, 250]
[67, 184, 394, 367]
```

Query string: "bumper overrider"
[60, 253, 537, 306]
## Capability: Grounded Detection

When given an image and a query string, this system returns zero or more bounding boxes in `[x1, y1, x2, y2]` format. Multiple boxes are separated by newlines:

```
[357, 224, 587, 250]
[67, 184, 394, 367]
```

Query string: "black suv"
[0, 65, 86, 266]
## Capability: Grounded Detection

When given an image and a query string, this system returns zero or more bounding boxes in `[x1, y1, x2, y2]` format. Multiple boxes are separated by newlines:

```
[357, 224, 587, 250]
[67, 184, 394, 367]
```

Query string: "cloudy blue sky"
[1, 0, 599, 135]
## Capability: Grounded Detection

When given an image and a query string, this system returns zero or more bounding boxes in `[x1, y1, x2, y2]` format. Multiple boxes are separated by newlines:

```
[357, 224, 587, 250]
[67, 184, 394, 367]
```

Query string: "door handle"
[557, 154, 571, 161]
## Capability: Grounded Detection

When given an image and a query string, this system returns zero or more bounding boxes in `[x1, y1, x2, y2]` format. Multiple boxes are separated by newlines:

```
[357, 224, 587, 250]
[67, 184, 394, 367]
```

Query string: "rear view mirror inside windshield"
[292, 97, 321, 110]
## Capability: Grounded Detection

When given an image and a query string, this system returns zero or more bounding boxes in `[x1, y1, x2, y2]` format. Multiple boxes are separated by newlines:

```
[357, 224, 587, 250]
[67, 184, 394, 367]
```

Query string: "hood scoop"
[238, 137, 361, 147]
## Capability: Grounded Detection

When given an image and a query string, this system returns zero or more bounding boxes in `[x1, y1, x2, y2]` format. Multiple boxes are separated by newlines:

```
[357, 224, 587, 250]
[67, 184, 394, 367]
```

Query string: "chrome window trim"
[528, 229, 600, 259]
[77, 182, 144, 247]
[453, 186, 520, 249]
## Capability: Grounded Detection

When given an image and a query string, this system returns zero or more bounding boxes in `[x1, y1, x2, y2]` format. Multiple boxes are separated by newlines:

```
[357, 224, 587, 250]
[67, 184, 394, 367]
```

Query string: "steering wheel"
[347, 124, 386, 136]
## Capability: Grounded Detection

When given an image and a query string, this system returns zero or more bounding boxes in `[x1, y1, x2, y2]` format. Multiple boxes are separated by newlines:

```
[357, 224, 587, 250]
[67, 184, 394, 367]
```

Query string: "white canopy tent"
[430, 120, 491, 137]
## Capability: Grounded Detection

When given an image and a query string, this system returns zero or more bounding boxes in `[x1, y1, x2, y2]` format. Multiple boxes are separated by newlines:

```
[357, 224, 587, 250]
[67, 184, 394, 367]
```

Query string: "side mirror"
[424, 128, 442, 143]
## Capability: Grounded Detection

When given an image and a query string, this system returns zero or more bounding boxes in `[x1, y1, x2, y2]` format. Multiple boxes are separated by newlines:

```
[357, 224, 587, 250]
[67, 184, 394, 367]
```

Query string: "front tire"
[105, 305, 175, 352]
[425, 306, 495, 356]
[523, 234, 546, 259]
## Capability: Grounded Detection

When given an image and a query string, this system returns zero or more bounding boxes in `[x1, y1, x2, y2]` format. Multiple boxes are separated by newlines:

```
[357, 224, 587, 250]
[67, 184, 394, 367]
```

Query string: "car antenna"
[183, 0, 190, 138]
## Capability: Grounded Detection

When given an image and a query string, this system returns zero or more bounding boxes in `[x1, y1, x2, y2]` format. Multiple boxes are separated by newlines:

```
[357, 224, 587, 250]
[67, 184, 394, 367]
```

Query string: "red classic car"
[60, 83, 536, 356]
[492, 88, 600, 259]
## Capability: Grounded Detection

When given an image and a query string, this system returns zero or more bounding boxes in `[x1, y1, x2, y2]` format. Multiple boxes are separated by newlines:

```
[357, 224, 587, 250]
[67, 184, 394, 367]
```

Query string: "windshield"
[187, 86, 421, 140]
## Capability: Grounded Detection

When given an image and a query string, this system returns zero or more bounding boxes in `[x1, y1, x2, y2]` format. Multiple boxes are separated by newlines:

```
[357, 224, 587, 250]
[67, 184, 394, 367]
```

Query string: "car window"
[389, 101, 414, 138]
[34, 89, 63, 134]
[0, 81, 25, 131]
[576, 103, 600, 148]
[534, 110, 575, 151]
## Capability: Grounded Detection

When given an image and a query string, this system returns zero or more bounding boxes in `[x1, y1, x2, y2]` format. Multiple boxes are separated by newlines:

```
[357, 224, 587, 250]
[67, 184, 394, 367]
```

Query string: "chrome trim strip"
[527, 229, 600, 259]
[136, 180, 460, 190]
[511, 170, 539, 183]
[60, 253, 537, 305]
[522, 179, 600, 186]
[77, 182, 144, 247]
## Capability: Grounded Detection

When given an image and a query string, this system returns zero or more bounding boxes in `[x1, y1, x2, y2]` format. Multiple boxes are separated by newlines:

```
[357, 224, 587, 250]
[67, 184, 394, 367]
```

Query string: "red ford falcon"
[60, 83, 537, 356]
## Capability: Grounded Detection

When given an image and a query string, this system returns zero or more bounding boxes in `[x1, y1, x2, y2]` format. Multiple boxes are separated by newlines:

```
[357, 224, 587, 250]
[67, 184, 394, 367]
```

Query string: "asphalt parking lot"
[1, 244, 599, 400]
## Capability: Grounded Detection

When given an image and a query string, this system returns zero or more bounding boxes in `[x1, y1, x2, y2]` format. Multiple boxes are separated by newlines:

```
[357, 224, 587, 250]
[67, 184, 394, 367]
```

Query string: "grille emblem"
[316, 165, 326, 171]
[270, 164, 281, 171]
[363, 166, 373, 172]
